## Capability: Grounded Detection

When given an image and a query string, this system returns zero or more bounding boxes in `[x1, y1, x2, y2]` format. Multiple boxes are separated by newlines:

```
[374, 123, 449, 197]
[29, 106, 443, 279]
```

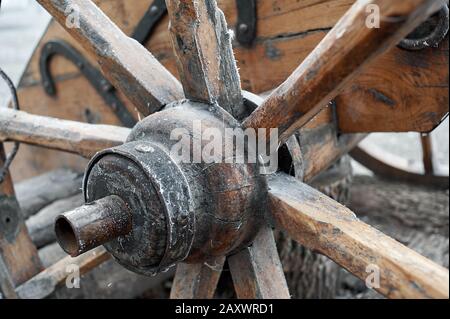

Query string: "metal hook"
[398, 5, 449, 51]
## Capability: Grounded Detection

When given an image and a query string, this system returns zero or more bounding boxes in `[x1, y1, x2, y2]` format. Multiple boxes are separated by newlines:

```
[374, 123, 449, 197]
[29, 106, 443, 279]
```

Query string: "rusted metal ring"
[398, 5, 449, 51]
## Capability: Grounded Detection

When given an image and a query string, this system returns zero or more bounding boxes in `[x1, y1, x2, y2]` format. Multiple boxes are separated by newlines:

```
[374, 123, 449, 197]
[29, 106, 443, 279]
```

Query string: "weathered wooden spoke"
[228, 226, 290, 299]
[243, 0, 444, 144]
[0, 108, 129, 158]
[421, 134, 437, 175]
[267, 172, 449, 299]
[14, 246, 109, 299]
[170, 257, 225, 299]
[36, 0, 183, 116]
[165, 0, 245, 119]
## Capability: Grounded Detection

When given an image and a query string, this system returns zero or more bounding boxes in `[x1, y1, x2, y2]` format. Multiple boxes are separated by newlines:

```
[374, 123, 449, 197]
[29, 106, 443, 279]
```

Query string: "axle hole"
[55, 217, 79, 256]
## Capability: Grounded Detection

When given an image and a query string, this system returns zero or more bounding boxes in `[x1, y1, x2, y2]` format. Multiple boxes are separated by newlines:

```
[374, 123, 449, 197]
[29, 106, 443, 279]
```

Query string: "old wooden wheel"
[351, 133, 449, 189]
[0, 0, 449, 299]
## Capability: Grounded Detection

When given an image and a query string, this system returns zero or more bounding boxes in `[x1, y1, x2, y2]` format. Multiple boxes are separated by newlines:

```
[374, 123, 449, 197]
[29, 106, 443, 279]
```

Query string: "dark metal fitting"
[55, 195, 132, 257]
[398, 5, 449, 51]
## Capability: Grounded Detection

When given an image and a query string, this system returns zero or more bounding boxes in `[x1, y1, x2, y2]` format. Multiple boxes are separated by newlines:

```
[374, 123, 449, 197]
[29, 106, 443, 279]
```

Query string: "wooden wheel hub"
[55, 101, 267, 275]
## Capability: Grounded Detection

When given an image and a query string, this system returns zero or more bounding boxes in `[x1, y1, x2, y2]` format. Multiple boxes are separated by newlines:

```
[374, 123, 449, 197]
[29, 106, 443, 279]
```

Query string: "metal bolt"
[150, 6, 159, 16]
[100, 79, 112, 92]
[238, 23, 249, 33]
[135, 144, 155, 154]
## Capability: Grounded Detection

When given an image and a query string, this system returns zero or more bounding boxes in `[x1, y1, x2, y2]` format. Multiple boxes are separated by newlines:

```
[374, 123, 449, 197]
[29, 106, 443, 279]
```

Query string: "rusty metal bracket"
[235, 0, 257, 47]
[39, 40, 136, 128]
[132, 0, 167, 44]
[398, 5, 449, 51]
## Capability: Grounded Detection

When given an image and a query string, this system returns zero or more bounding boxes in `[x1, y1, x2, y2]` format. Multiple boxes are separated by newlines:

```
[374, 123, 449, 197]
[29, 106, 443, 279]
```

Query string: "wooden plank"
[0, 108, 129, 158]
[0, 145, 42, 298]
[170, 257, 225, 299]
[242, 0, 444, 144]
[228, 226, 290, 299]
[36, 0, 184, 116]
[267, 172, 450, 299]
[336, 38, 449, 133]
[14, 246, 109, 299]
[166, 0, 245, 119]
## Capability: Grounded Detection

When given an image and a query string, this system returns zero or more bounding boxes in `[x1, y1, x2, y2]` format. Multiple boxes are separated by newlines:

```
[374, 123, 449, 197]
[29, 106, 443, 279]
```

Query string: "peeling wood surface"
[170, 257, 225, 299]
[166, 0, 244, 119]
[228, 226, 290, 299]
[267, 172, 450, 299]
[0, 108, 129, 158]
[243, 0, 444, 144]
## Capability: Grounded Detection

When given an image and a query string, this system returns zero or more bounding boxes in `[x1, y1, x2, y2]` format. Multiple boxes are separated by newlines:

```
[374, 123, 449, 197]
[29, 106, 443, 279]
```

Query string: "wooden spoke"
[421, 134, 437, 174]
[165, 0, 245, 119]
[228, 226, 290, 299]
[243, 0, 444, 144]
[300, 123, 366, 182]
[170, 257, 225, 299]
[267, 172, 449, 299]
[13, 246, 110, 299]
[351, 139, 449, 189]
[0, 145, 42, 299]
[36, 0, 183, 116]
[0, 108, 129, 158]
